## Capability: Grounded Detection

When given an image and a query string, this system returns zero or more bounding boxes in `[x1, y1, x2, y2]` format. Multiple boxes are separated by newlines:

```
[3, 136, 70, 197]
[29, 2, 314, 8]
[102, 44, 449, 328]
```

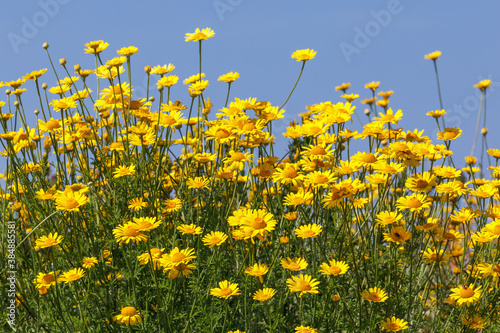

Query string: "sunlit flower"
[449, 284, 482, 306]
[113, 223, 148, 245]
[424, 51, 441, 60]
[59, 268, 85, 283]
[35, 232, 63, 250]
[113, 164, 136, 178]
[245, 264, 269, 283]
[253, 288, 276, 302]
[381, 317, 409, 331]
[281, 257, 308, 271]
[319, 259, 349, 276]
[210, 280, 240, 299]
[113, 306, 142, 326]
[291, 49, 316, 62]
[202, 231, 228, 248]
[218, 72, 240, 83]
[84, 40, 109, 54]
[361, 287, 388, 302]
[185, 28, 215, 42]
[287, 274, 320, 297]
[54, 191, 89, 212]
[82, 257, 98, 269]
[295, 326, 318, 333]
[177, 223, 203, 235]
[383, 226, 411, 244]
[295, 223, 323, 239]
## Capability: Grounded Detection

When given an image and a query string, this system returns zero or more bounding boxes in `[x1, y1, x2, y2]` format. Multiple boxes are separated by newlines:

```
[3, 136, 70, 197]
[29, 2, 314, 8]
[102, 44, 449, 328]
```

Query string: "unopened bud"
[74, 64, 81, 71]
[481, 128, 488, 135]
[364, 108, 370, 115]
[148, 96, 155, 102]
[5, 89, 11, 95]
[144, 66, 151, 74]
[42, 42, 49, 49]
[42, 83, 48, 90]
[59, 58, 67, 66]
[34, 109, 40, 115]
[157, 85, 164, 92]
[14, 101, 19, 107]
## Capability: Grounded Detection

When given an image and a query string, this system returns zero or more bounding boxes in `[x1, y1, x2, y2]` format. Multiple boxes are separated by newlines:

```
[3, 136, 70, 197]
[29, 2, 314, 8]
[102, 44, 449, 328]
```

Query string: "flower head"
[319, 259, 349, 276]
[291, 49, 316, 62]
[424, 51, 441, 60]
[381, 317, 409, 331]
[35, 232, 63, 250]
[185, 28, 215, 42]
[202, 231, 228, 248]
[286, 274, 320, 297]
[361, 287, 388, 302]
[253, 288, 276, 302]
[449, 284, 482, 306]
[210, 280, 241, 299]
[59, 268, 85, 283]
[113, 306, 142, 326]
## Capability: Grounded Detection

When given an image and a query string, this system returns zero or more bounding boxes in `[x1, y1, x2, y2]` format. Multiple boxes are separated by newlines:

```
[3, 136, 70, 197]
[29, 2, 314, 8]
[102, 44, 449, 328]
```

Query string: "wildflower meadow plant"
[1, 27, 500, 332]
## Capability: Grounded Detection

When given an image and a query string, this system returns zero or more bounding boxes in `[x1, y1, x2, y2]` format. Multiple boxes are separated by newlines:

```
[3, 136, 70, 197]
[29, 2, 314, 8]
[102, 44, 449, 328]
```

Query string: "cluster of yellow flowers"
[1, 28, 500, 332]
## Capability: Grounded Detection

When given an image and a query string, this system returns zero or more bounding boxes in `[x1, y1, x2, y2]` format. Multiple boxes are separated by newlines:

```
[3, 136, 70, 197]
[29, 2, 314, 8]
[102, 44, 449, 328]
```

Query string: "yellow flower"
[137, 248, 164, 270]
[291, 49, 316, 62]
[160, 247, 196, 272]
[253, 288, 276, 302]
[84, 40, 109, 54]
[150, 64, 175, 75]
[473, 79, 492, 90]
[187, 176, 210, 190]
[376, 211, 402, 227]
[361, 287, 388, 302]
[185, 28, 215, 42]
[202, 231, 228, 248]
[34, 232, 63, 250]
[113, 223, 148, 245]
[244, 264, 269, 283]
[383, 226, 411, 244]
[50, 97, 76, 111]
[373, 108, 403, 125]
[426, 109, 446, 119]
[449, 284, 482, 306]
[116, 46, 138, 57]
[364, 81, 380, 91]
[437, 127, 462, 141]
[421, 247, 449, 265]
[319, 259, 349, 276]
[396, 193, 431, 213]
[54, 191, 89, 212]
[335, 82, 351, 91]
[128, 197, 148, 211]
[295, 223, 323, 239]
[177, 223, 202, 235]
[240, 209, 277, 241]
[381, 317, 409, 331]
[157, 75, 179, 88]
[218, 72, 240, 83]
[82, 257, 98, 269]
[210, 280, 241, 299]
[132, 216, 161, 232]
[113, 306, 142, 326]
[281, 257, 308, 271]
[113, 164, 136, 178]
[295, 326, 318, 333]
[33, 271, 60, 290]
[286, 274, 320, 297]
[59, 268, 85, 283]
[424, 50, 441, 60]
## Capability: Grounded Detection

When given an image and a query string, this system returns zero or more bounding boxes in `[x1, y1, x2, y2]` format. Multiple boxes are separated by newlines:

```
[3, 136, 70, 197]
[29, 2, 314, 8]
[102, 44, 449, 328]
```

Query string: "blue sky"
[1, 1, 500, 170]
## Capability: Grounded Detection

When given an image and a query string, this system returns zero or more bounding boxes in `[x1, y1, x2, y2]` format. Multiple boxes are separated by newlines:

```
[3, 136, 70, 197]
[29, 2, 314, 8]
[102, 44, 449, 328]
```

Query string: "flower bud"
[42, 83, 48, 90]
[34, 109, 40, 115]
[42, 42, 49, 49]
[144, 65, 151, 74]
[59, 58, 67, 66]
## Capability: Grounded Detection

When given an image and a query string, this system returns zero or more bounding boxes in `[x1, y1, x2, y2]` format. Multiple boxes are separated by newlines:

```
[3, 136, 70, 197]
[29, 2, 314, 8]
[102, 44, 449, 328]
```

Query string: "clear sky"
[1, 1, 500, 171]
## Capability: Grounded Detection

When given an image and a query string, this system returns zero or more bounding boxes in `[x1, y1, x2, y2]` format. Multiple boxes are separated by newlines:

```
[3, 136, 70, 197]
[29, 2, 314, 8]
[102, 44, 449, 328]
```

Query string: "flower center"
[172, 252, 186, 263]
[123, 225, 140, 237]
[415, 179, 429, 188]
[459, 286, 475, 298]
[407, 198, 422, 208]
[242, 123, 256, 131]
[282, 167, 298, 178]
[330, 266, 342, 275]
[65, 198, 80, 209]
[252, 217, 267, 229]
[41, 275, 55, 284]
[370, 293, 381, 302]
[215, 129, 230, 138]
[220, 287, 233, 297]
[298, 280, 311, 291]
[289, 263, 301, 271]
[121, 307, 137, 316]
[310, 146, 326, 155]
[210, 237, 221, 244]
